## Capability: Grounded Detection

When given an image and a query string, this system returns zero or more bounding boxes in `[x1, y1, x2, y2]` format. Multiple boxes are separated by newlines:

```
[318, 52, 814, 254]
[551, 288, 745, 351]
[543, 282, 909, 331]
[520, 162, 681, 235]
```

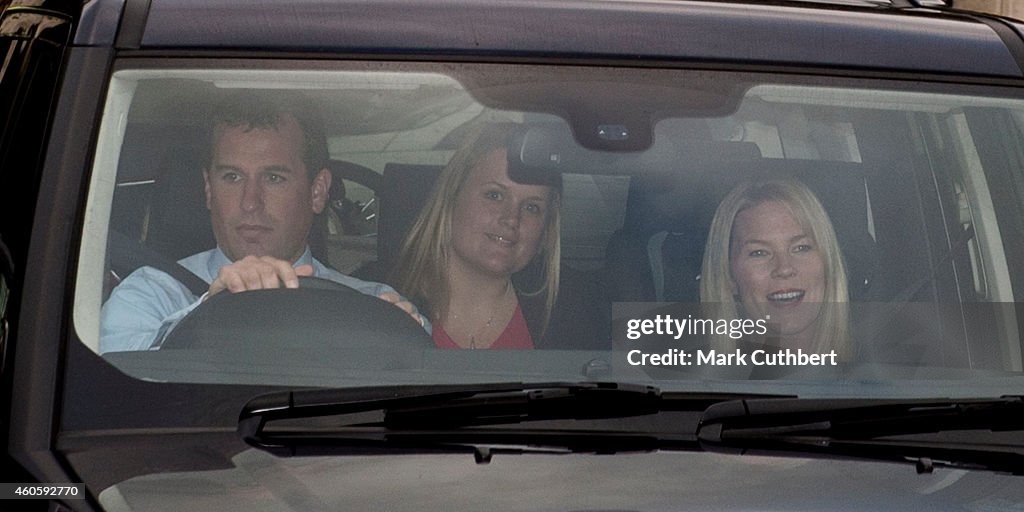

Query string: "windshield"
[74, 61, 1024, 399]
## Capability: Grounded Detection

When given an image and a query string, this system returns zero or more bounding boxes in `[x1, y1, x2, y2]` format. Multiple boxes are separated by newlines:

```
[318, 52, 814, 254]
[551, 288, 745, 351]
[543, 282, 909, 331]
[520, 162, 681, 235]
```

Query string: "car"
[4, 0, 1024, 510]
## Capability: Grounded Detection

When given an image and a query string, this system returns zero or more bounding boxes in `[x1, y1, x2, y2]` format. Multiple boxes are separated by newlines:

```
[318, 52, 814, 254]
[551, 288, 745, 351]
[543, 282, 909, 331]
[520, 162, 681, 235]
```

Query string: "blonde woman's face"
[729, 201, 825, 343]
[449, 148, 552, 279]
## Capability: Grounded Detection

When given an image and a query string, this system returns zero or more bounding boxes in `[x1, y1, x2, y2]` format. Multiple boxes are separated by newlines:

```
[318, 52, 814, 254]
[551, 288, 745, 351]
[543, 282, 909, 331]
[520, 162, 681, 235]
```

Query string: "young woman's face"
[449, 148, 553, 280]
[729, 200, 826, 343]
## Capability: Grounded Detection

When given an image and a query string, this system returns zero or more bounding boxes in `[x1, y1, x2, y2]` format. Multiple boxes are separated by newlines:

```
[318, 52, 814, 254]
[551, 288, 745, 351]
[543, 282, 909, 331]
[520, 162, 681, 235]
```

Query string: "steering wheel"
[160, 276, 433, 351]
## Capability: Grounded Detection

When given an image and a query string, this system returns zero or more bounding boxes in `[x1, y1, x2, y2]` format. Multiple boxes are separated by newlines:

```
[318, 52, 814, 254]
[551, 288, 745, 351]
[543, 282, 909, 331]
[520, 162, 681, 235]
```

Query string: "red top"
[432, 304, 534, 349]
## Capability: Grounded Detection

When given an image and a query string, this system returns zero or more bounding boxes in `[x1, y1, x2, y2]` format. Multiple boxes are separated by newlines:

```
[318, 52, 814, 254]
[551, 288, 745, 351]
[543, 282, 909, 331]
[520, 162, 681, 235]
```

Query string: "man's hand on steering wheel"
[207, 255, 313, 298]
[206, 255, 427, 328]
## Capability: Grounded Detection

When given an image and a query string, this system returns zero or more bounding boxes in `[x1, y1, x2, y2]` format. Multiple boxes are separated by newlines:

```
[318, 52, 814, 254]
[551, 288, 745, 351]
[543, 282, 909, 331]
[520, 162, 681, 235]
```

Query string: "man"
[100, 91, 424, 353]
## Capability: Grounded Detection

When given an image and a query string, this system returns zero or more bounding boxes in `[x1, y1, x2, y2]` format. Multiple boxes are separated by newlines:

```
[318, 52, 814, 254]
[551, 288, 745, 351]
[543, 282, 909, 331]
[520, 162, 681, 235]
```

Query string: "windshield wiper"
[239, 386, 1024, 473]
[238, 382, 782, 460]
[697, 396, 1024, 475]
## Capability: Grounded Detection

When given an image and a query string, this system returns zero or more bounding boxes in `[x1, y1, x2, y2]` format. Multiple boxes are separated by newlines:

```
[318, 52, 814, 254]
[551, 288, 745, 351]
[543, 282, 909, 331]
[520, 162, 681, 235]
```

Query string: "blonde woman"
[392, 123, 561, 349]
[700, 178, 851, 359]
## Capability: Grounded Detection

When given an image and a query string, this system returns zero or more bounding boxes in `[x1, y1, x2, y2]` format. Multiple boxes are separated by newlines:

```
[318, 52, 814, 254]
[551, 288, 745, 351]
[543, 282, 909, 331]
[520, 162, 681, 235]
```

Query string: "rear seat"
[602, 140, 761, 303]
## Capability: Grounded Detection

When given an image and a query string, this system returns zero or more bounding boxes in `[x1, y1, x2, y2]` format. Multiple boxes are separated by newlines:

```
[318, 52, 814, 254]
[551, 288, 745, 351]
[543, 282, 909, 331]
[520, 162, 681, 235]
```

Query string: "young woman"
[392, 123, 561, 349]
[700, 178, 851, 359]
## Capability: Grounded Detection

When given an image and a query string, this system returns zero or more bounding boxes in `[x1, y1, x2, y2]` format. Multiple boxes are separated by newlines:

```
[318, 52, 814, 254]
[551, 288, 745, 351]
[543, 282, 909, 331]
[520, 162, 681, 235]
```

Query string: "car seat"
[352, 162, 443, 283]
[602, 140, 763, 303]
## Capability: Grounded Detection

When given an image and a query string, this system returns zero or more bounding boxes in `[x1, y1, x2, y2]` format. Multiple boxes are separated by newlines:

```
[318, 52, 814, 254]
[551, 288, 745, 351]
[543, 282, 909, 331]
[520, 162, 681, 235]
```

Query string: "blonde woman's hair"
[700, 178, 851, 359]
[391, 122, 561, 337]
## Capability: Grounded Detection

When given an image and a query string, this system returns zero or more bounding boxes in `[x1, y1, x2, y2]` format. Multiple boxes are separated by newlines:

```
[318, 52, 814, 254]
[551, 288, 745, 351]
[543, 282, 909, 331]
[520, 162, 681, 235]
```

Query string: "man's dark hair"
[205, 90, 329, 178]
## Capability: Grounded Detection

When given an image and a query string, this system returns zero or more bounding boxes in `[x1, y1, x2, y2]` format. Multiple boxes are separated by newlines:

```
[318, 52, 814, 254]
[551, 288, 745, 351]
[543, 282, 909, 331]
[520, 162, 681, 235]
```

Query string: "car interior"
[81, 66, 1024, 380]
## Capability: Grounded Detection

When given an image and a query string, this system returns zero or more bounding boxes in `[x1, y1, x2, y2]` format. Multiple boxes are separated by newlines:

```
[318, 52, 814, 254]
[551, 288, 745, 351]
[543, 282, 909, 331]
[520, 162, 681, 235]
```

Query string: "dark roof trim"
[114, 0, 150, 50]
[75, 0, 124, 46]
[962, 12, 1024, 77]
[138, 0, 1023, 78]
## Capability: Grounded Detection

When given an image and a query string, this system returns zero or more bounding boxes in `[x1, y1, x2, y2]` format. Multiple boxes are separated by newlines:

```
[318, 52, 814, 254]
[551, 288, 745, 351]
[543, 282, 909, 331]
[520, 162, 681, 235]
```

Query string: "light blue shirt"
[99, 247, 421, 354]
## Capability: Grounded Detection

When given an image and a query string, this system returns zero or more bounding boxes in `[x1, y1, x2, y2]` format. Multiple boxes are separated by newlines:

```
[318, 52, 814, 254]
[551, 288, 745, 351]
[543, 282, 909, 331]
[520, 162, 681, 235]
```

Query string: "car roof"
[77, 0, 1024, 78]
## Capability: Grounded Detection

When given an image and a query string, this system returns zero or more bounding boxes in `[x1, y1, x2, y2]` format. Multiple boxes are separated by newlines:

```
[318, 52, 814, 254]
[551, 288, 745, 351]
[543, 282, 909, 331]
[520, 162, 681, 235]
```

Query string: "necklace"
[460, 282, 513, 350]
[468, 316, 494, 349]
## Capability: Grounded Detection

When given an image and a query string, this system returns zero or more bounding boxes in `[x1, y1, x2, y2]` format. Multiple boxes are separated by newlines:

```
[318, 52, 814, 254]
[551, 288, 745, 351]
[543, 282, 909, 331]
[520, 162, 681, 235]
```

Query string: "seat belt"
[107, 230, 210, 298]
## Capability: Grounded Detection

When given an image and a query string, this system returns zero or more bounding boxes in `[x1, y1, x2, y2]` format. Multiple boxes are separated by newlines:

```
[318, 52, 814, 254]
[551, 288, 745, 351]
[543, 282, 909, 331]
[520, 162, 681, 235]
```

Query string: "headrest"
[144, 134, 216, 261]
[377, 163, 444, 271]
[621, 140, 762, 232]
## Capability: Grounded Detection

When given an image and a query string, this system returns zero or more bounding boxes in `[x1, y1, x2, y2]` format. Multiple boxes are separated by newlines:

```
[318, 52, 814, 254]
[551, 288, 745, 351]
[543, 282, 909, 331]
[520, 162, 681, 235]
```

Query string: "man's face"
[204, 114, 330, 263]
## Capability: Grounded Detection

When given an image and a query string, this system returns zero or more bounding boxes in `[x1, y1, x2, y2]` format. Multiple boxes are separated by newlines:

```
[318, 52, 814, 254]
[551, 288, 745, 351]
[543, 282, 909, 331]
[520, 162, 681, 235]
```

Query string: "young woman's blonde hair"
[699, 178, 851, 359]
[391, 122, 561, 337]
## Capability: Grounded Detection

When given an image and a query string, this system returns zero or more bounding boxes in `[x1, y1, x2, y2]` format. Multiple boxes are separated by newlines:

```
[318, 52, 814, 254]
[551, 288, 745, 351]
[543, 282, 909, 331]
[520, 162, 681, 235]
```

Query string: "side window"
[931, 108, 1023, 371]
[560, 173, 631, 272]
[944, 112, 1010, 302]
[0, 6, 72, 270]
[324, 164, 381, 275]
[710, 103, 862, 163]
